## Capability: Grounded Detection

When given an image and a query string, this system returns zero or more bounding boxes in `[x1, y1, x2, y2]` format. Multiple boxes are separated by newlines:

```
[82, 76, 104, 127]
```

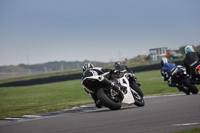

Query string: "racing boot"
[95, 100, 102, 109]
[90, 93, 103, 108]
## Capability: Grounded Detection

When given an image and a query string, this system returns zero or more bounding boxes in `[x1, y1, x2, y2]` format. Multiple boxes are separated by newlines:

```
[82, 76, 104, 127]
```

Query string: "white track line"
[173, 123, 200, 126]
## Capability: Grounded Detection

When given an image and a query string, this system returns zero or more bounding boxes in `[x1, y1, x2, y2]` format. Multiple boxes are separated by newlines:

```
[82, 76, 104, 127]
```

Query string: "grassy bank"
[0, 70, 199, 119]
[171, 128, 200, 133]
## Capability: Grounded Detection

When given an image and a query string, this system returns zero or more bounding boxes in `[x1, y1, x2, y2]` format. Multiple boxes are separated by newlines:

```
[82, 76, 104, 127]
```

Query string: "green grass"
[171, 128, 200, 133]
[0, 70, 199, 119]
[0, 80, 91, 119]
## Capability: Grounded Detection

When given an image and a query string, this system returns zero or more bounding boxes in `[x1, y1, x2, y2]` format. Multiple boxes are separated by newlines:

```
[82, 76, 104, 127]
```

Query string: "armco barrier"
[0, 73, 82, 87]
[130, 61, 183, 73]
[0, 61, 184, 87]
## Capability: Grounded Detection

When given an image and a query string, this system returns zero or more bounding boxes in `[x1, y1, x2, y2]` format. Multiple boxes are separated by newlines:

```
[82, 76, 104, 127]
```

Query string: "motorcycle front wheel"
[131, 88, 145, 107]
[130, 82, 144, 97]
[97, 88, 122, 110]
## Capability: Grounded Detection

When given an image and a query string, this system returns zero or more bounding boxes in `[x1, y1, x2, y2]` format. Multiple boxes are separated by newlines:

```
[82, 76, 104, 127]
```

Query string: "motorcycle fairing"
[118, 76, 135, 105]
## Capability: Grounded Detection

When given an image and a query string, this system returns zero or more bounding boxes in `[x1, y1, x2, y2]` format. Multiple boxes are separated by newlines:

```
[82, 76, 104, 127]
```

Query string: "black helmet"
[114, 61, 126, 70]
[82, 63, 94, 72]
[114, 61, 121, 67]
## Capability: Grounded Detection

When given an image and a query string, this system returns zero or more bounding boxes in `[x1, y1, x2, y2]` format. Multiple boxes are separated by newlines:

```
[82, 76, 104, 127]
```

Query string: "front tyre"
[130, 82, 144, 97]
[97, 88, 122, 110]
[131, 88, 145, 107]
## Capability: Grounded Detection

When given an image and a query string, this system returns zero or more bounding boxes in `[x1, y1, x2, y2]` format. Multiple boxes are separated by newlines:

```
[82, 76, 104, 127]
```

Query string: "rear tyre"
[177, 86, 190, 95]
[183, 78, 199, 94]
[97, 88, 122, 110]
[177, 85, 190, 95]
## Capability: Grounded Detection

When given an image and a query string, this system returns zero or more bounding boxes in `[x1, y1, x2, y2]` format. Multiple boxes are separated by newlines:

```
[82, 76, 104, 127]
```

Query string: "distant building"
[149, 47, 167, 64]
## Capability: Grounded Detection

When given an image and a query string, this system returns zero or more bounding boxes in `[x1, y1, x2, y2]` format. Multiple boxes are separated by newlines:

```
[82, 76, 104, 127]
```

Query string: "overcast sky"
[0, 0, 200, 66]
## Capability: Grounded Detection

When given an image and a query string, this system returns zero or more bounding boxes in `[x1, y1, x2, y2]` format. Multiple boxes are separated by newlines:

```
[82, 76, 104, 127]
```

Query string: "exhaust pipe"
[98, 76, 124, 98]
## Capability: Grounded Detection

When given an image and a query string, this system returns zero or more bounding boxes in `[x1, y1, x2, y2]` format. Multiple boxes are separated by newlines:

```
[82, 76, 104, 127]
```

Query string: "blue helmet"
[185, 45, 194, 53]
[161, 57, 168, 67]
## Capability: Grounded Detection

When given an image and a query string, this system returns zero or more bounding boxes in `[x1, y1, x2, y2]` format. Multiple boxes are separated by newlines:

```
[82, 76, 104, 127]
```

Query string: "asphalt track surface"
[0, 94, 200, 133]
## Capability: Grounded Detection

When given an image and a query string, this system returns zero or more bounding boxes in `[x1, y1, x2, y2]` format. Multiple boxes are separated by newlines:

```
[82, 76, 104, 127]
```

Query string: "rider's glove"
[111, 69, 120, 74]
[126, 72, 133, 78]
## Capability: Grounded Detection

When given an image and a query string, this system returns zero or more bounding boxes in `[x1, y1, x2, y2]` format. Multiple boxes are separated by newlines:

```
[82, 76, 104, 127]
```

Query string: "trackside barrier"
[0, 61, 183, 87]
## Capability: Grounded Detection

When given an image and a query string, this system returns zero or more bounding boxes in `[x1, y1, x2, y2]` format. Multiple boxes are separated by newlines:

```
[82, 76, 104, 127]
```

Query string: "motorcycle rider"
[114, 61, 132, 73]
[160, 58, 177, 87]
[114, 61, 141, 86]
[161, 57, 197, 94]
[82, 62, 126, 108]
[183, 45, 200, 81]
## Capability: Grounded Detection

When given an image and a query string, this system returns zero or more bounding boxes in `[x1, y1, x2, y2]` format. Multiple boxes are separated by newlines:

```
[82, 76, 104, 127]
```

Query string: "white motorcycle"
[81, 69, 145, 110]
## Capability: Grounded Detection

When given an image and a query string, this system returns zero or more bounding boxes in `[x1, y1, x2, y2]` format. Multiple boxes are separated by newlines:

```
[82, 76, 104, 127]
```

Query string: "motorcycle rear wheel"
[183, 78, 199, 94]
[177, 86, 190, 95]
[97, 88, 122, 110]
